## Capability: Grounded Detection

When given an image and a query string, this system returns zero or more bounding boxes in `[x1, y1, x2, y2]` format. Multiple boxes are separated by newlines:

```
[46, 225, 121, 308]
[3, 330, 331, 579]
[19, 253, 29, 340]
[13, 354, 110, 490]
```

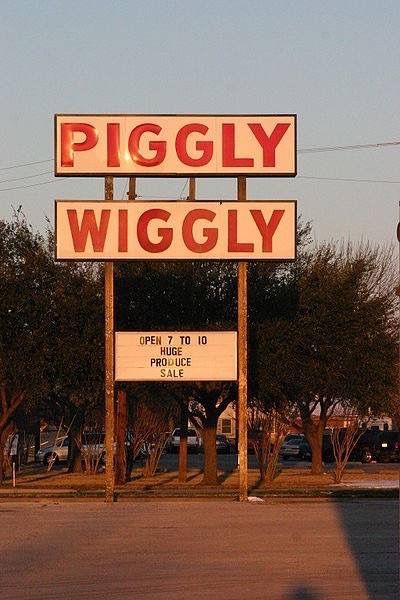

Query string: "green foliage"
[0, 212, 104, 426]
[0, 214, 53, 400]
[252, 242, 398, 421]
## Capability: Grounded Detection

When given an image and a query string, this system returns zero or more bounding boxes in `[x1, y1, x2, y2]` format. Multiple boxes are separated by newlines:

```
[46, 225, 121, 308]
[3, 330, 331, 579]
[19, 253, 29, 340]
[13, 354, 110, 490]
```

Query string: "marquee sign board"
[55, 200, 296, 261]
[115, 331, 237, 381]
[54, 114, 296, 177]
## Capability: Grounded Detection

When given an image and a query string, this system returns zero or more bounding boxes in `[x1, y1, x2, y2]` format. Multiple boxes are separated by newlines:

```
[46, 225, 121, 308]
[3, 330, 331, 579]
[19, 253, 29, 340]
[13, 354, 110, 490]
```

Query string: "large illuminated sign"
[55, 114, 296, 177]
[55, 200, 296, 261]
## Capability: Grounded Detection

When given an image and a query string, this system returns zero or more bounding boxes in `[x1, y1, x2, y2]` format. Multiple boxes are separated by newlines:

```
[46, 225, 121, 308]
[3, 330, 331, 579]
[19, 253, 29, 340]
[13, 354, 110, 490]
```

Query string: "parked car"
[36, 432, 107, 466]
[351, 430, 400, 463]
[291, 430, 400, 464]
[36, 436, 69, 465]
[280, 436, 310, 460]
[283, 433, 304, 444]
[168, 428, 201, 454]
[216, 434, 233, 454]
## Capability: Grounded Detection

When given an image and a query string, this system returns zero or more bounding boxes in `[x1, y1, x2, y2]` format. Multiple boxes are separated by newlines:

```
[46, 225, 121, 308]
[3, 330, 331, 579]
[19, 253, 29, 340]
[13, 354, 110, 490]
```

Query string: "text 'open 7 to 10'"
[54, 114, 296, 176]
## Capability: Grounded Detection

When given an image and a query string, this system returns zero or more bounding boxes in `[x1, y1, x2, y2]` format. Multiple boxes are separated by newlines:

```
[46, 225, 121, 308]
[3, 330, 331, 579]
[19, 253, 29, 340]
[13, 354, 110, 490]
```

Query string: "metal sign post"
[104, 176, 115, 502]
[237, 176, 248, 502]
[178, 177, 195, 483]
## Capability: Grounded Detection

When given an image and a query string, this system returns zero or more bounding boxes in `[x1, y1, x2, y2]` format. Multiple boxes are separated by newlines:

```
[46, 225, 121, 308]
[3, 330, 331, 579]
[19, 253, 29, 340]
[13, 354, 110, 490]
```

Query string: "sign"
[55, 200, 296, 261]
[115, 331, 237, 381]
[55, 114, 296, 177]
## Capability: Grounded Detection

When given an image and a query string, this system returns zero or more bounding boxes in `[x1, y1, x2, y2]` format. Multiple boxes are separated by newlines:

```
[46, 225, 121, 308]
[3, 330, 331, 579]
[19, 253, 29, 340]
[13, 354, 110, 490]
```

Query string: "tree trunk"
[68, 414, 83, 473]
[0, 422, 14, 484]
[178, 400, 188, 483]
[115, 389, 127, 485]
[0, 436, 5, 484]
[201, 425, 218, 485]
[34, 421, 41, 458]
[303, 421, 325, 475]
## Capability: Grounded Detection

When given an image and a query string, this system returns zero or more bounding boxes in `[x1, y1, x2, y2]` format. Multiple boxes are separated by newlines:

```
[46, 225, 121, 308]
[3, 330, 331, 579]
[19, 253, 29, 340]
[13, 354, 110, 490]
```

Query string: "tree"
[248, 406, 289, 484]
[189, 382, 235, 485]
[0, 214, 55, 482]
[0, 213, 105, 480]
[329, 408, 366, 483]
[253, 242, 398, 474]
[42, 257, 104, 472]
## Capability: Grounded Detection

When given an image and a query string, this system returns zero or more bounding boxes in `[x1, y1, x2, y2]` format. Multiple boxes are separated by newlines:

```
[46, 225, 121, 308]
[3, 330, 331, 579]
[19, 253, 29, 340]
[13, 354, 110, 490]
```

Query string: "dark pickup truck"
[351, 430, 400, 463]
[300, 430, 400, 463]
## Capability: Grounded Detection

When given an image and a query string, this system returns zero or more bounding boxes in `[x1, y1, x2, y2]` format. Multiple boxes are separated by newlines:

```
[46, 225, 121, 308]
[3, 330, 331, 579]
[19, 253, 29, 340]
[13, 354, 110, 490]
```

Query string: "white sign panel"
[115, 331, 237, 381]
[55, 200, 296, 261]
[55, 114, 296, 177]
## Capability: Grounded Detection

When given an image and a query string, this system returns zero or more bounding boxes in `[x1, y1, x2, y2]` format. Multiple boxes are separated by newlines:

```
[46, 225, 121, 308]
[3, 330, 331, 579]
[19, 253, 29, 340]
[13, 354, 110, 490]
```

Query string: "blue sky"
[1, 0, 399, 246]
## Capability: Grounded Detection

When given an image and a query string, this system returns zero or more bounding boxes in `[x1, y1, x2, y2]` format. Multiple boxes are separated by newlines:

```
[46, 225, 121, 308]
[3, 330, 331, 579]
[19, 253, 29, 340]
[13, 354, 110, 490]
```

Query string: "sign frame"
[54, 199, 297, 262]
[115, 331, 238, 382]
[54, 113, 297, 178]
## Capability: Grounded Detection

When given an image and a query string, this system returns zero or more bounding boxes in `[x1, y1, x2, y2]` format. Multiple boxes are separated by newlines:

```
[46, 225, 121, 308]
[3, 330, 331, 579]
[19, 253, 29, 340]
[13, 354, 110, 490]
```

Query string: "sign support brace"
[105, 176, 115, 502]
[237, 176, 248, 502]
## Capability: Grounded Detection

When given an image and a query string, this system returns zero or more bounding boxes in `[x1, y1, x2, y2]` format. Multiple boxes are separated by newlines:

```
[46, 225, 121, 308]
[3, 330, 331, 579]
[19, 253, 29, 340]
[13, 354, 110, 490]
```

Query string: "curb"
[0, 487, 397, 501]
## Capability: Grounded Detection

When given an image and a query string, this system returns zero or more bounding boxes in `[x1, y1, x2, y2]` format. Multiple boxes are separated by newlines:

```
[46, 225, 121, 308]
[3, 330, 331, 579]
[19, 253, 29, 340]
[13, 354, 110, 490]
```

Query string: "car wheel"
[361, 448, 372, 464]
[43, 452, 59, 466]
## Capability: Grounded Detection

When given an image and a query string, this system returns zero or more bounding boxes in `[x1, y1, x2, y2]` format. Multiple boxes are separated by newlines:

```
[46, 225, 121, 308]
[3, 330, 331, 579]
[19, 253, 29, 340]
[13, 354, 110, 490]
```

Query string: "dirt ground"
[2, 461, 399, 491]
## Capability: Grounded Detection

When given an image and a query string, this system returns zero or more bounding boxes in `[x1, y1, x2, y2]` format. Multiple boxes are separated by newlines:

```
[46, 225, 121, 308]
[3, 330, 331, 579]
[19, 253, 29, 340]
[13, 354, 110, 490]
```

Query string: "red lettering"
[227, 210, 254, 252]
[222, 124, 253, 167]
[137, 209, 172, 252]
[118, 209, 128, 252]
[248, 123, 290, 167]
[175, 124, 213, 166]
[61, 123, 98, 167]
[67, 209, 110, 252]
[182, 209, 217, 253]
[128, 124, 166, 167]
[250, 209, 285, 252]
[107, 123, 120, 167]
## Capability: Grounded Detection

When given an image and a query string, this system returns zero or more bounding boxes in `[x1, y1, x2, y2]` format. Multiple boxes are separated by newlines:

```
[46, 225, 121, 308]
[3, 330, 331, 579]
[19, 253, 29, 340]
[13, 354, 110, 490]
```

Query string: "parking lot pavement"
[0, 499, 398, 599]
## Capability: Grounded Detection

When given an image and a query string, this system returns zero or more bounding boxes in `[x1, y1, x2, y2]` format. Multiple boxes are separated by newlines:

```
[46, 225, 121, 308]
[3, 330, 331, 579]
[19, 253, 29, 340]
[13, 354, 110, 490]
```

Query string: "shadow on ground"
[334, 499, 399, 598]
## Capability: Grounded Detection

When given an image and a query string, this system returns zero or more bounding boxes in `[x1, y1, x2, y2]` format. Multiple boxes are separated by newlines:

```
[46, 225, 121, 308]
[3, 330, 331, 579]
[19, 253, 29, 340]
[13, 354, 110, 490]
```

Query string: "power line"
[0, 159, 53, 171]
[0, 138, 399, 192]
[0, 139, 399, 173]
[0, 178, 67, 192]
[298, 141, 400, 154]
[2, 174, 400, 194]
[0, 171, 53, 184]
[299, 175, 400, 184]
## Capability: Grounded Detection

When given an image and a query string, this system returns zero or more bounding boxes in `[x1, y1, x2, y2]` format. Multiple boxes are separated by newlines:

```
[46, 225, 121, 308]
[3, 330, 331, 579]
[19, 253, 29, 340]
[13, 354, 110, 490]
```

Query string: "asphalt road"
[157, 451, 399, 472]
[0, 499, 398, 600]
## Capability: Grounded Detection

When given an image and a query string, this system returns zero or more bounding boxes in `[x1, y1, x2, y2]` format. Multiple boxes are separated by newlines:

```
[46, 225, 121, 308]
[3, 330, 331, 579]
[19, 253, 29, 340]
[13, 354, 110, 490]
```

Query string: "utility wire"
[0, 139, 399, 173]
[0, 171, 53, 184]
[298, 141, 400, 154]
[2, 174, 400, 194]
[0, 139, 399, 192]
[298, 175, 400, 184]
[120, 178, 129, 200]
[0, 178, 67, 191]
[0, 159, 53, 171]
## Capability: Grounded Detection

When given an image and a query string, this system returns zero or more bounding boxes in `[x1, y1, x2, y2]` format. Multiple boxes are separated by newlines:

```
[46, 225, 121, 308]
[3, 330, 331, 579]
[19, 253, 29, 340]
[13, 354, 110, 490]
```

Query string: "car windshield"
[285, 439, 301, 446]
[173, 429, 197, 437]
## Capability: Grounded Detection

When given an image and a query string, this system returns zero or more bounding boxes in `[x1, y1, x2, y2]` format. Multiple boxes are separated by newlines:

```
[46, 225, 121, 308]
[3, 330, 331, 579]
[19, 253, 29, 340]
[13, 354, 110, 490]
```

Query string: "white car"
[36, 432, 106, 466]
[36, 436, 69, 465]
[168, 428, 201, 454]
